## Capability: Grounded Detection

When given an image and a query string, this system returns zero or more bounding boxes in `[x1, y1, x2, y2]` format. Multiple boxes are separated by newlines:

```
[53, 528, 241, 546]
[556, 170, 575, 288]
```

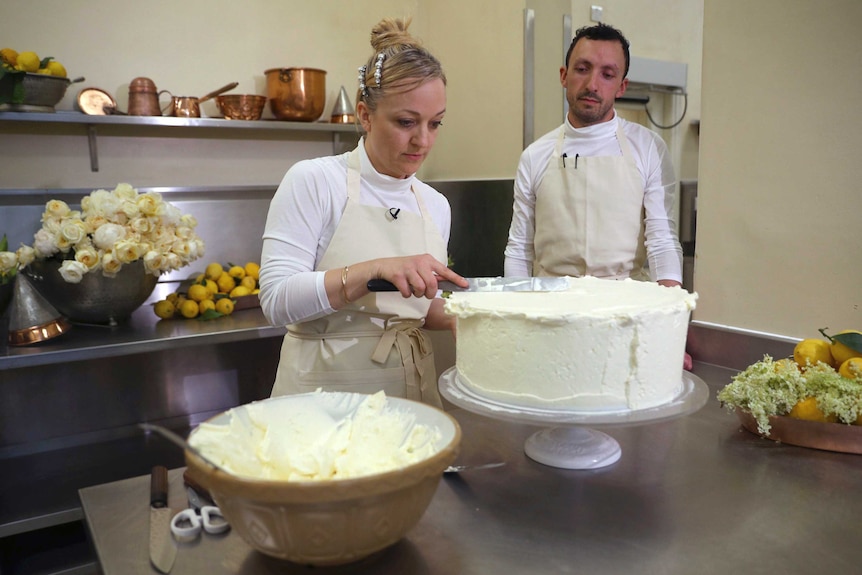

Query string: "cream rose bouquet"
[24, 183, 205, 284]
[1, 233, 35, 285]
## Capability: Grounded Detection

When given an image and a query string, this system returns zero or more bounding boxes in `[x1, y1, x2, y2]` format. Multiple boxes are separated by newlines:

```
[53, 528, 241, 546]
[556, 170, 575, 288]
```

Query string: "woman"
[259, 17, 467, 406]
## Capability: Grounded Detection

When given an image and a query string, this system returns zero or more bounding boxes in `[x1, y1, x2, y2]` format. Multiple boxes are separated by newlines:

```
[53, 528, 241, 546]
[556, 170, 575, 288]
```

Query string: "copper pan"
[264, 67, 326, 122]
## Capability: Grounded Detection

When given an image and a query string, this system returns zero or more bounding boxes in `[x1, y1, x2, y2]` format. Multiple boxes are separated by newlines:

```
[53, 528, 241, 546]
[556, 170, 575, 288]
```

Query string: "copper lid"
[129, 77, 157, 93]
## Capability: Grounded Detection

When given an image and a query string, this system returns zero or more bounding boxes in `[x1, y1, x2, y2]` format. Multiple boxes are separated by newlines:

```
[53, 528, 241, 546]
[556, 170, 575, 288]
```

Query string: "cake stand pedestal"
[439, 367, 710, 470]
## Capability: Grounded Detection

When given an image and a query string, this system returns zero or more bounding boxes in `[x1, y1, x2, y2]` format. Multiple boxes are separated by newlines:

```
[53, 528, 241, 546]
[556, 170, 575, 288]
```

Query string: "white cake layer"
[444, 277, 698, 411]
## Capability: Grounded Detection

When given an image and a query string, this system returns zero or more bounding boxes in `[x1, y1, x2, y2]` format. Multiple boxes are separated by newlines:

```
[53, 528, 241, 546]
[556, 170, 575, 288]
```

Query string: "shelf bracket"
[86, 125, 99, 172]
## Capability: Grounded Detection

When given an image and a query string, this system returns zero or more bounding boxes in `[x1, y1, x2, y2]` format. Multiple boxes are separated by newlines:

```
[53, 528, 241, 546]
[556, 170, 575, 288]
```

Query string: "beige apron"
[533, 123, 649, 281]
[271, 147, 447, 407]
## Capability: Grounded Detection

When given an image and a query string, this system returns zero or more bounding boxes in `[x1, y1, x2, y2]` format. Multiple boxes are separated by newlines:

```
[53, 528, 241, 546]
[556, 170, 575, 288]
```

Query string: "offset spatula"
[367, 276, 571, 293]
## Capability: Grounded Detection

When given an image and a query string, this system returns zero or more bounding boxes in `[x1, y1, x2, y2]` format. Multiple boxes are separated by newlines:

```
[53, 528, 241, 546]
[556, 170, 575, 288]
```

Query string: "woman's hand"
[371, 254, 467, 299]
[326, 253, 468, 307]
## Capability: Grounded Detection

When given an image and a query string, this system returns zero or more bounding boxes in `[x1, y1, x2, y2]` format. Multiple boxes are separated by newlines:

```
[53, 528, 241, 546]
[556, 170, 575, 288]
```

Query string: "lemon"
[199, 299, 216, 314]
[240, 275, 256, 291]
[838, 357, 862, 380]
[829, 330, 862, 367]
[793, 338, 834, 370]
[0, 48, 18, 67]
[244, 262, 260, 280]
[228, 265, 246, 280]
[215, 298, 234, 315]
[16, 51, 40, 73]
[205, 262, 224, 281]
[229, 285, 251, 298]
[203, 278, 218, 296]
[165, 292, 179, 305]
[216, 271, 235, 293]
[154, 299, 175, 319]
[788, 397, 837, 423]
[187, 283, 211, 303]
[179, 299, 200, 319]
[45, 60, 66, 77]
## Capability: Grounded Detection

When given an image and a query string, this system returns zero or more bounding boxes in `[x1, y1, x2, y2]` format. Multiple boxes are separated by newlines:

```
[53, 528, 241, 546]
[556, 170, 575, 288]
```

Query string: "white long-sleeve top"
[259, 141, 452, 327]
[504, 114, 683, 283]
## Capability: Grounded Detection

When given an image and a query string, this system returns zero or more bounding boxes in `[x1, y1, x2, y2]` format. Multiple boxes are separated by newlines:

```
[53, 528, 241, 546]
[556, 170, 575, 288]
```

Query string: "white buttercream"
[444, 276, 697, 411]
[189, 391, 442, 481]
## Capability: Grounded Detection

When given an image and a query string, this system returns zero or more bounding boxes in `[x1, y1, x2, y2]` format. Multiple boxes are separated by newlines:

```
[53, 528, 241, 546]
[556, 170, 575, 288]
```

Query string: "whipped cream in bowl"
[183, 390, 460, 566]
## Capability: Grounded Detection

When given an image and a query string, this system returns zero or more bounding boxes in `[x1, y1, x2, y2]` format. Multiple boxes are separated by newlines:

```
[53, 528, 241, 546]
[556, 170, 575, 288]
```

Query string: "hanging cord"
[643, 87, 688, 130]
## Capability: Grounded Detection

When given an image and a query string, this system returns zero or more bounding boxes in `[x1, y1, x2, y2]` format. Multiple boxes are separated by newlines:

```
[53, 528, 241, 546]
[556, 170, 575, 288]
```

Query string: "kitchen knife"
[149, 465, 177, 574]
[367, 276, 571, 293]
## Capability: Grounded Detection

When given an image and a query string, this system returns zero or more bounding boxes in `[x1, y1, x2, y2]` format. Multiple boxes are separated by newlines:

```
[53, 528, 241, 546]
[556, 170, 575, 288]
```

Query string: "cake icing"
[444, 276, 697, 411]
[189, 391, 442, 481]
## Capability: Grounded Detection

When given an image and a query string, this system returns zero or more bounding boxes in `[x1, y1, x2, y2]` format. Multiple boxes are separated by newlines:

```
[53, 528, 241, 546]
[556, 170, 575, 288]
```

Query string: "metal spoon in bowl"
[444, 462, 506, 474]
[139, 423, 226, 472]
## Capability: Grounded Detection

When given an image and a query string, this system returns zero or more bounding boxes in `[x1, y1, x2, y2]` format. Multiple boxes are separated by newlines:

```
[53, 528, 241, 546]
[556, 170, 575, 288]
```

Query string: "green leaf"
[1, 234, 8, 252]
[39, 56, 54, 69]
[197, 309, 225, 321]
[833, 332, 862, 354]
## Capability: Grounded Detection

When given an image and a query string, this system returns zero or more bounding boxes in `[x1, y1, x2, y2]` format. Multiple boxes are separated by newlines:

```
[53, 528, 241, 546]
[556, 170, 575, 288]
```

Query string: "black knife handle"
[150, 465, 169, 508]
[367, 279, 399, 292]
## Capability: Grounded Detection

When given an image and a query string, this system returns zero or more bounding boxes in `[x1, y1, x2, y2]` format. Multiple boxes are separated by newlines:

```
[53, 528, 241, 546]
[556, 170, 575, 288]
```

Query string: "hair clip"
[358, 65, 368, 97]
[374, 52, 385, 86]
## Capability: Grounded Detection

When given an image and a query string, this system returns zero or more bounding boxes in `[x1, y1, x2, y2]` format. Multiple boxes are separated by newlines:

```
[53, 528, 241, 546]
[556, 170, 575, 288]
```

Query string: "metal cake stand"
[439, 367, 710, 470]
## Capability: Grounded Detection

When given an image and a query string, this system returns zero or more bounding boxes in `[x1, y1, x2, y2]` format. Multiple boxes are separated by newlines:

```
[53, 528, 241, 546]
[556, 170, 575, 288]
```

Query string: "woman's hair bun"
[370, 17, 419, 52]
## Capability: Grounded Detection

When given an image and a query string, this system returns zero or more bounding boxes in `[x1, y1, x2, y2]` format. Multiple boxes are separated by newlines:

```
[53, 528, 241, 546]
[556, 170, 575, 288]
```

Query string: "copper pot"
[264, 68, 326, 122]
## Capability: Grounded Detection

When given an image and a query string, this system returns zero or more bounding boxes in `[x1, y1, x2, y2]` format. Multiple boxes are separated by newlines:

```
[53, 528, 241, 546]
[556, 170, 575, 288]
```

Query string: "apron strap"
[371, 320, 442, 408]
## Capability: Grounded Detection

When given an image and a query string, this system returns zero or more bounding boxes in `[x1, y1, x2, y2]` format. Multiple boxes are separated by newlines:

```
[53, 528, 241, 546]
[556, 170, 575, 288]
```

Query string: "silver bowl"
[0, 72, 76, 112]
[24, 258, 158, 325]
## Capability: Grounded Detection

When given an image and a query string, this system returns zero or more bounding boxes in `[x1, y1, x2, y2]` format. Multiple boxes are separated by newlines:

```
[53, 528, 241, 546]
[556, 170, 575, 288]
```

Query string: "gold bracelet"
[341, 266, 352, 304]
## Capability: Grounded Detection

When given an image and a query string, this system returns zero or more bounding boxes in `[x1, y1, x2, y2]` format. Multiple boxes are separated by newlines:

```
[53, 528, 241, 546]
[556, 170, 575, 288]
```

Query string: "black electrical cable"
[644, 90, 688, 130]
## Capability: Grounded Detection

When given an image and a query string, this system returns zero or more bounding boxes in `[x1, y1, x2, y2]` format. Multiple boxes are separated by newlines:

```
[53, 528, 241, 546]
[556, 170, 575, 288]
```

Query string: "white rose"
[180, 214, 198, 228]
[59, 260, 88, 284]
[42, 199, 71, 221]
[143, 250, 167, 273]
[15, 245, 35, 268]
[129, 217, 151, 235]
[60, 219, 88, 245]
[137, 192, 164, 217]
[120, 199, 140, 219]
[93, 223, 126, 250]
[114, 239, 143, 264]
[0, 251, 17, 274]
[101, 252, 123, 277]
[162, 203, 181, 226]
[33, 228, 58, 256]
[74, 246, 101, 270]
[112, 183, 137, 200]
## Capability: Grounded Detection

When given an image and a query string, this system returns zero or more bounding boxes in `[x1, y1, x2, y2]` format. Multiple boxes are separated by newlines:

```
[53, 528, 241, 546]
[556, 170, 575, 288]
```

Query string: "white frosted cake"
[444, 276, 698, 411]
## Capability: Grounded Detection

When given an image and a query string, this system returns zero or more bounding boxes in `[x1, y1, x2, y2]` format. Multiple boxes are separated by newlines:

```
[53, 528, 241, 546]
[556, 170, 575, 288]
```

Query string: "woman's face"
[358, 78, 446, 179]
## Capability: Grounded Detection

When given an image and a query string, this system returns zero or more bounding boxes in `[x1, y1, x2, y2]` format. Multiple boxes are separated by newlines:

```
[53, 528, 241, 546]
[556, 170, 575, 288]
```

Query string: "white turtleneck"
[259, 140, 452, 326]
[504, 113, 683, 283]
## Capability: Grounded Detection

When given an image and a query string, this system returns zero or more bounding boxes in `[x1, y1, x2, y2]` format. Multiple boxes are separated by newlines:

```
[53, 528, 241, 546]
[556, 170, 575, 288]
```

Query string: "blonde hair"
[356, 17, 446, 112]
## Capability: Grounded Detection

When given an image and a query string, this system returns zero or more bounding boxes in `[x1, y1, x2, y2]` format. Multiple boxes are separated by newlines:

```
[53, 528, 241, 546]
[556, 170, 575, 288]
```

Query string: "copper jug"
[128, 77, 162, 116]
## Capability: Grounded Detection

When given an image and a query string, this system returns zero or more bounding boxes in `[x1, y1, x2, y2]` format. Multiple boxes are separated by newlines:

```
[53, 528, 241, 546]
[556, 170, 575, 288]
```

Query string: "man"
[504, 23, 683, 288]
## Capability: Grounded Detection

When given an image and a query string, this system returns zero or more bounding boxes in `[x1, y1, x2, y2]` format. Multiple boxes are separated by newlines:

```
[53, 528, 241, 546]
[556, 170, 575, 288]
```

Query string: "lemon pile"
[717, 327, 862, 433]
[1, 48, 67, 77]
[153, 261, 261, 321]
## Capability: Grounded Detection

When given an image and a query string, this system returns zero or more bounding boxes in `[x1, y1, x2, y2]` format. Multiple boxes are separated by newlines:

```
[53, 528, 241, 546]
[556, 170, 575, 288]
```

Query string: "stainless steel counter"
[79, 362, 862, 575]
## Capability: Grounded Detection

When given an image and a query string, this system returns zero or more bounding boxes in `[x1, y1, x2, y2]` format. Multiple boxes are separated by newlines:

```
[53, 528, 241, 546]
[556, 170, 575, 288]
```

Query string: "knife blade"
[367, 276, 571, 293]
[149, 466, 177, 574]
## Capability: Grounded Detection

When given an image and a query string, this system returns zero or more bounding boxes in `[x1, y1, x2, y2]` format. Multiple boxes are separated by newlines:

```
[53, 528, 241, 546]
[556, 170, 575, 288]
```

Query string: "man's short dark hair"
[565, 23, 631, 78]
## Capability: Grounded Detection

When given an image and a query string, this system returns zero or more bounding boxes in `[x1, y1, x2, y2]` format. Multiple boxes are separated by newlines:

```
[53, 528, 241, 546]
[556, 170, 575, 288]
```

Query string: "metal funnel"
[330, 85, 355, 124]
[7, 273, 72, 346]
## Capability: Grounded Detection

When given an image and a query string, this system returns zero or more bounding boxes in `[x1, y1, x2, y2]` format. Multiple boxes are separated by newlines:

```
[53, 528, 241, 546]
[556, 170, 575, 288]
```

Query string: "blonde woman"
[259, 17, 466, 406]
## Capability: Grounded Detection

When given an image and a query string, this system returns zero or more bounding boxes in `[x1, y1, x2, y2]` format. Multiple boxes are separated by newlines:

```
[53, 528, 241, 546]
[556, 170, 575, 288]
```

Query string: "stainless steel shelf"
[0, 111, 362, 171]
[0, 306, 286, 371]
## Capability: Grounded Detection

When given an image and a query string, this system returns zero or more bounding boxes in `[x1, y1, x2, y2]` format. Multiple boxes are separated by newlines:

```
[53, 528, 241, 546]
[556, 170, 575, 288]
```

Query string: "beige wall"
[696, 0, 862, 338]
[1, 0, 701, 187]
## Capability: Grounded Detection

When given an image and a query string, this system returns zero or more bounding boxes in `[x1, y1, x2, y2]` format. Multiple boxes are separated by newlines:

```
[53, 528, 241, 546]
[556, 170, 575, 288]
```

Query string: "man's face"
[561, 38, 628, 128]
